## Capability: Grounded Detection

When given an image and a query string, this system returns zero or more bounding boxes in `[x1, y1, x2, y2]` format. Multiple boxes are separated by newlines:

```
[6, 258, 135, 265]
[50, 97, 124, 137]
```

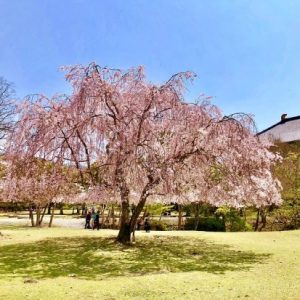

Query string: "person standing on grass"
[93, 210, 100, 230]
[144, 218, 151, 233]
[85, 210, 92, 229]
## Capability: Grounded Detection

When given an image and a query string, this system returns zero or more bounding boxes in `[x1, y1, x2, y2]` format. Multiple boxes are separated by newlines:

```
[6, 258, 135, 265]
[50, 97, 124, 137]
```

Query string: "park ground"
[0, 225, 299, 300]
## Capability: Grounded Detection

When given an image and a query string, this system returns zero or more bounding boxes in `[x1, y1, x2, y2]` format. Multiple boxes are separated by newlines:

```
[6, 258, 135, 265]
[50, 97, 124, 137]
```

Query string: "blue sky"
[0, 0, 299, 130]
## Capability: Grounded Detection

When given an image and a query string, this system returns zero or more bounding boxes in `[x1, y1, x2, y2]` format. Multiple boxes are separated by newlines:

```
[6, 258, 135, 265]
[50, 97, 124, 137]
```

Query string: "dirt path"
[0, 215, 85, 228]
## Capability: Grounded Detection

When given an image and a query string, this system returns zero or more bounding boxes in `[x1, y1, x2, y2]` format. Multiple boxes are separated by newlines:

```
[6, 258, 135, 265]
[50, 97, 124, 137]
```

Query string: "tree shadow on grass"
[0, 235, 270, 280]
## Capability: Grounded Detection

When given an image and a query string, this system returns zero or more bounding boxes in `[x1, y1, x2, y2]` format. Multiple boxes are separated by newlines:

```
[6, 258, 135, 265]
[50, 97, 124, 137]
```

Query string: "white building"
[258, 114, 300, 143]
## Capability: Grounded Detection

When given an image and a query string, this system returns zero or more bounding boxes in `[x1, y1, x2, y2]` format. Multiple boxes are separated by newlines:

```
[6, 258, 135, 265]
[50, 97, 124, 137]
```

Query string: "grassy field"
[0, 226, 299, 299]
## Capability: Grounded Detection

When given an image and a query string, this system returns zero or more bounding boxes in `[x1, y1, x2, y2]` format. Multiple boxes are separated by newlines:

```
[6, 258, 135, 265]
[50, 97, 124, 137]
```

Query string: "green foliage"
[149, 220, 167, 231]
[0, 202, 28, 212]
[184, 204, 252, 232]
[270, 142, 300, 230]
[0, 158, 6, 180]
[145, 204, 174, 217]
[185, 203, 217, 218]
[215, 207, 252, 232]
[185, 217, 225, 231]
[273, 143, 300, 199]
[270, 208, 300, 230]
[210, 163, 227, 184]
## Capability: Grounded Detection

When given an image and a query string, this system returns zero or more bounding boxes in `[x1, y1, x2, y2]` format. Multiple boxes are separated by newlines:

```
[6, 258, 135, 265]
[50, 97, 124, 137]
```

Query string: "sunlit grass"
[0, 235, 269, 279]
[0, 227, 299, 299]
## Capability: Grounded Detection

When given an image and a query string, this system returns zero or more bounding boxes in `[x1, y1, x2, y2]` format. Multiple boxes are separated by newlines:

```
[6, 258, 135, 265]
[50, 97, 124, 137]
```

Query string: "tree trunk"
[101, 205, 106, 227]
[129, 195, 149, 233]
[116, 175, 159, 244]
[106, 209, 111, 228]
[111, 205, 116, 229]
[178, 204, 182, 230]
[259, 209, 267, 231]
[243, 208, 247, 222]
[117, 208, 121, 229]
[39, 204, 48, 226]
[60, 206, 64, 215]
[47, 203, 52, 215]
[117, 222, 131, 243]
[159, 213, 163, 222]
[49, 204, 55, 227]
[36, 206, 41, 227]
[194, 203, 200, 231]
[117, 196, 153, 243]
[29, 208, 34, 227]
[254, 208, 260, 231]
[142, 209, 148, 219]
[81, 203, 86, 216]
[116, 188, 131, 243]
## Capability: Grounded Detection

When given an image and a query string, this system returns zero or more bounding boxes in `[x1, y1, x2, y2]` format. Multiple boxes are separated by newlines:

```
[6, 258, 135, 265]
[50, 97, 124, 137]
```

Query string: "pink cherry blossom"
[4, 63, 282, 242]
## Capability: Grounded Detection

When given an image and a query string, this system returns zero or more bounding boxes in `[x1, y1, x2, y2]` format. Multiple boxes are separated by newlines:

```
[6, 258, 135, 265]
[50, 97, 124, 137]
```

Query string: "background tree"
[0, 76, 15, 143]
[270, 141, 300, 230]
[2, 158, 76, 227]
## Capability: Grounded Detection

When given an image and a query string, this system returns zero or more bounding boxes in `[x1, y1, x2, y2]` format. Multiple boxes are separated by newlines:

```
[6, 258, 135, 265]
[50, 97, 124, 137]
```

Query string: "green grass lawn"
[0, 227, 299, 299]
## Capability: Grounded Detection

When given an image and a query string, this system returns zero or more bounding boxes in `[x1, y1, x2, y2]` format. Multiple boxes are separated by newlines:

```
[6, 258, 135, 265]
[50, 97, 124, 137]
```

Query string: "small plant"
[185, 217, 225, 231]
[215, 206, 252, 232]
[149, 220, 167, 231]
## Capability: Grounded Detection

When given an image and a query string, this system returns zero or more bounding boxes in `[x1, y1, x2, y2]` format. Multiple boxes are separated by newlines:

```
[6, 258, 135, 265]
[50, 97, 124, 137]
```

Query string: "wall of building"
[259, 118, 300, 143]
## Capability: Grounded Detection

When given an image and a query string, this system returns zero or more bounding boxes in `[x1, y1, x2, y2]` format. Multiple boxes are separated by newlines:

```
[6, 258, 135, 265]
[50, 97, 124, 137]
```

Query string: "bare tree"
[0, 76, 15, 142]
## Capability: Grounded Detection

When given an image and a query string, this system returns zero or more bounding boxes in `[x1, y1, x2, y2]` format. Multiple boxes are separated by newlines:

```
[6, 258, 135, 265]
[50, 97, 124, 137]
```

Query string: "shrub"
[229, 217, 252, 232]
[270, 207, 300, 230]
[215, 207, 253, 232]
[150, 220, 167, 231]
[184, 217, 225, 231]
